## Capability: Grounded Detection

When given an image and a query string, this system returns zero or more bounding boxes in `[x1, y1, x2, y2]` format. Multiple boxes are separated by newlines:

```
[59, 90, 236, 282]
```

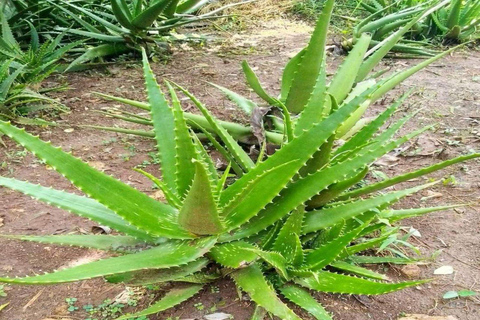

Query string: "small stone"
[151, 190, 165, 201]
[88, 161, 106, 171]
[63, 128, 74, 133]
[398, 315, 458, 320]
[400, 265, 421, 278]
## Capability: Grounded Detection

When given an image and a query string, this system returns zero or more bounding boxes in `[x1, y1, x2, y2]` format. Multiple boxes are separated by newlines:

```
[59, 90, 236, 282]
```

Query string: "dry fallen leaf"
[434, 265, 454, 275]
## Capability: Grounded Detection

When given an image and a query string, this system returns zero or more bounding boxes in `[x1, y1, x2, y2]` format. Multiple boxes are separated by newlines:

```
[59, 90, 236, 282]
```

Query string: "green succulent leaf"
[1, 234, 149, 252]
[304, 213, 375, 271]
[231, 264, 302, 320]
[209, 241, 258, 268]
[330, 261, 389, 281]
[0, 237, 216, 284]
[178, 160, 224, 235]
[117, 284, 204, 320]
[105, 258, 209, 285]
[0, 120, 190, 239]
[273, 209, 305, 264]
[303, 183, 433, 234]
[285, 0, 333, 114]
[280, 284, 333, 320]
[0, 176, 153, 241]
[297, 271, 428, 295]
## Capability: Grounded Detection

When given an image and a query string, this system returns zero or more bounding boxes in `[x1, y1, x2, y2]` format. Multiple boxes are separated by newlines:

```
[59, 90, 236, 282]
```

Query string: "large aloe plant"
[1, 1, 478, 319]
[6, 0, 243, 70]
[349, 0, 480, 54]
[0, 13, 72, 120]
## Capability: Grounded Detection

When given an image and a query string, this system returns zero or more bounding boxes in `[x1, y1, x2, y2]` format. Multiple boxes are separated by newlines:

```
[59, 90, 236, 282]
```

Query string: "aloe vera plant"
[6, 0, 243, 70]
[349, 0, 480, 54]
[1, 1, 478, 319]
[426, 0, 480, 42]
[0, 13, 71, 120]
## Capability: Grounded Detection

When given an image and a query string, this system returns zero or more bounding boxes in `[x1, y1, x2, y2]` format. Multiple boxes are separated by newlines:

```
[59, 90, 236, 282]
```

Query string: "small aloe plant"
[0, 1, 478, 319]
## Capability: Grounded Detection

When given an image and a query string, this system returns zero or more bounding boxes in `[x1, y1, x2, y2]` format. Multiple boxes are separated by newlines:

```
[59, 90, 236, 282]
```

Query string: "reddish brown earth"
[0, 20, 479, 320]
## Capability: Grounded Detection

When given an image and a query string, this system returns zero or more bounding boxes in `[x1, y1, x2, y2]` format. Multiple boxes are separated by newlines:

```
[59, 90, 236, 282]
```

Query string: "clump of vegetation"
[348, 0, 480, 56]
[0, 1, 478, 319]
[0, 13, 72, 121]
[5, 0, 244, 69]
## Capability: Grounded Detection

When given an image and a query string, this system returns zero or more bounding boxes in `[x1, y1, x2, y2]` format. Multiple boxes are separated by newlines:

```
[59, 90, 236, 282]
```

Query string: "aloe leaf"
[297, 271, 428, 295]
[294, 58, 327, 136]
[0, 11, 16, 46]
[330, 261, 388, 280]
[178, 160, 224, 235]
[222, 160, 301, 230]
[142, 50, 181, 197]
[304, 213, 375, 271]
[111, 0, 134, 30]
[165, 81, 198, 198]
[446, 0, 462, 30]
[348, 255, 419, 264]
[66, 43, 130, 71]
[133, 168, 182, 208]
[209, 241, 258, 268]
[285, 0, 333, 114]
[333, 91, 408, 158]
[380, 205, 464, 223]
[335, 80, 376, 138]
[252, 249, 290, 280]
[191, 122, 244, 176]
[105, 258, 209, 285]
[2, 234, 147, 252]
[117, 284, 203, 320]
[219, 85, 377, 210]
[339, 153, 480, 200]
[339, 229, 399, 259]
[94, 92, 283, 144]
[0, 177, 154, 241]
[0, 121, 191, 239]
[210, 82, 258, 115]
[176, 0, 208, 13]
[0, 237, 216, 284]
[231, 264, 302, 320]
[225, 125, 431, 241]
[328, 33, 371, 105]
[273, 209, 305, 264]
[131, 0, 174, 29]
[59, 0, 125, 33]
[191, 133, 218, 185]
[173, 81, 255, 172]
[303, 183, 433, 234]
[370, 44, 462, 102]
[251, 305, 268, 320]
[280, 284, 333, 320]
[307, 167, 368, 208]
[0, 64, 24, 101]
[280, 48, 305, 102]
[241, 61, 278, 106]
[357, 0, 451, 82]
[176, 272, 218, 284]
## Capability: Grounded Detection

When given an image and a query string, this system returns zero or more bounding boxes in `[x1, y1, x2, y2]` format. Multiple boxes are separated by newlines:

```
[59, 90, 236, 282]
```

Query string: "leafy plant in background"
[344, 0, 450, 57]
[0, 13, 72, 121]
[5, 0, 243, 70]
[425, 0, 480, 42]
[0, 1, 479, 319]
[349, 0, 480, 54]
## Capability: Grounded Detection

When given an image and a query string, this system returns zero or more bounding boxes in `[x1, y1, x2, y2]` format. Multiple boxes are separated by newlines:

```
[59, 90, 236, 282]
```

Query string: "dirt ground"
[0, 18, 479, 320]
